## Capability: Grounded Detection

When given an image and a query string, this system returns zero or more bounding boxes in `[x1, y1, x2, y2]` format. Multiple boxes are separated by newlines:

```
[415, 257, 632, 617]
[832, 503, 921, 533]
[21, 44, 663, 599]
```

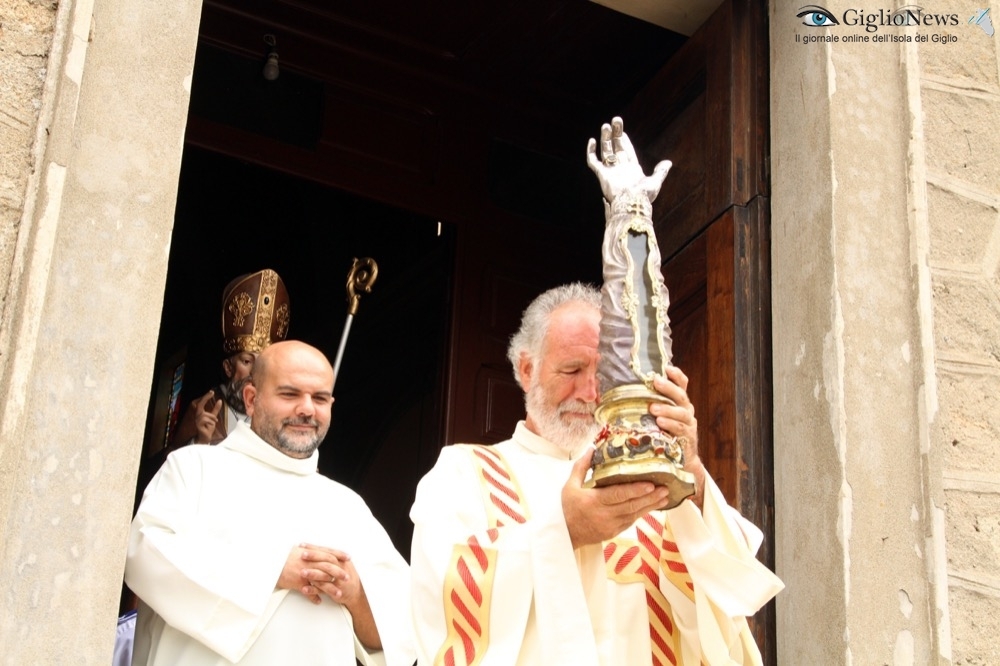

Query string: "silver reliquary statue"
[584, 117, 695, 509]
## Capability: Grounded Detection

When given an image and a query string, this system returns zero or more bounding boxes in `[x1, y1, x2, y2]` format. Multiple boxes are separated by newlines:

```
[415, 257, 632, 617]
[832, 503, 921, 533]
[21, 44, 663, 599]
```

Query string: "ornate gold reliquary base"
[585, 384, 696, 509]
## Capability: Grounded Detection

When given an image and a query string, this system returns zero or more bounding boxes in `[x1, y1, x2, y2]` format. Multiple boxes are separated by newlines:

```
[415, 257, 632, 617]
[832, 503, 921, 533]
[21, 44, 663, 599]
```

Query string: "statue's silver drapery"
[597, 189, 673, 394]
[585, 118, 694, 507]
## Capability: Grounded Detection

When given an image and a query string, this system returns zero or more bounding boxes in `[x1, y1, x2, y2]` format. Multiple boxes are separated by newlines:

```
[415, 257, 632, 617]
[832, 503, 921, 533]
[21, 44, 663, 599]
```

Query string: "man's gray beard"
[222, 376, 250, 414]
[255, 415, 327, 458]
[525, 382, 600, 455]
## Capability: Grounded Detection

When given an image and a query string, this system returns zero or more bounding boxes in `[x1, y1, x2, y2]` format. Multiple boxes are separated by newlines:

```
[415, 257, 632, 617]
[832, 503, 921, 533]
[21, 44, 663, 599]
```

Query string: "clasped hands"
[562, 366, 706, 550]
[278, 543, 363, 606]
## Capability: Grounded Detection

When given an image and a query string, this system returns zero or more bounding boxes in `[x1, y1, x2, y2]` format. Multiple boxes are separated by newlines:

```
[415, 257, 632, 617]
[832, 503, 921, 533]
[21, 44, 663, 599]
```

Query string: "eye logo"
[797, 5, 840, 27]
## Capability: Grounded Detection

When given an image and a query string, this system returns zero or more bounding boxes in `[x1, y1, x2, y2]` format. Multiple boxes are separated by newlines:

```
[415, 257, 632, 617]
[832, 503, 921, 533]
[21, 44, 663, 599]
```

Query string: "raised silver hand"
[585, 116, 672, 205]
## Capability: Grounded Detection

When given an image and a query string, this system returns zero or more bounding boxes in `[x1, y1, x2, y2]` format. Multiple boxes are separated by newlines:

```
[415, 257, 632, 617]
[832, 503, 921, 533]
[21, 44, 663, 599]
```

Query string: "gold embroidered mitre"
[221, 268, 291, 355]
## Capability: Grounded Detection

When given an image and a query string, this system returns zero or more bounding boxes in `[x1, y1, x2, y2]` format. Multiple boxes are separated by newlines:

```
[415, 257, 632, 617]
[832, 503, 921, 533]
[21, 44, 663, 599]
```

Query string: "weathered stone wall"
[771, 36, 935, 663]
[772, 0, 1000, 662]
[0, 0, 57, 336]
[919, 5, 1000, 662]
[0, 0, 201, 660]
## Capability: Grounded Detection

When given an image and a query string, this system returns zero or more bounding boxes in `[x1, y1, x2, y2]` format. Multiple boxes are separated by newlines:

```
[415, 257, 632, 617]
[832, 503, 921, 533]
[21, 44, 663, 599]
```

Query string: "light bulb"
[262, 52, 279, 81]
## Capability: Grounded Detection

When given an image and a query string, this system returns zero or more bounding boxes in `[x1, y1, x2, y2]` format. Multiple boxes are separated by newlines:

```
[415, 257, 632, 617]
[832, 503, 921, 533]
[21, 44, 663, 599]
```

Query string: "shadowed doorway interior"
[136, 146, 454, 559]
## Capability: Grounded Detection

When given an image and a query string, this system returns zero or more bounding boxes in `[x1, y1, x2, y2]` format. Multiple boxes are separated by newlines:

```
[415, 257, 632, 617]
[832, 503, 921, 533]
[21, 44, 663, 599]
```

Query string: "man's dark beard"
[220, 376, 251, 414]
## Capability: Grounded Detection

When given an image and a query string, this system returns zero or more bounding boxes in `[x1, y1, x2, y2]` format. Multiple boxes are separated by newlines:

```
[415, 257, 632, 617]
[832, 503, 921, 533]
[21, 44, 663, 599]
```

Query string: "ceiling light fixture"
[262, 34, 279, 81]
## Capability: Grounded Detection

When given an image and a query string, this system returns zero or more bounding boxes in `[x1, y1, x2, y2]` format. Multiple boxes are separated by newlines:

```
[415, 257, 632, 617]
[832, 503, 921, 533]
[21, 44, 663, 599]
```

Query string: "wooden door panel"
[662, 212, 742, 507]
[447, 215, 602, 447]
[475, 366, 526, 443]
[662, 232, 715, 497]
[653, 93, 709, 258]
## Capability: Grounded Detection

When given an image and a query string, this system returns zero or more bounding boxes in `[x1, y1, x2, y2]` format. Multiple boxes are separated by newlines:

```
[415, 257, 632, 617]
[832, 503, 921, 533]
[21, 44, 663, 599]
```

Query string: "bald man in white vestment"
[126, 340, 414, 666]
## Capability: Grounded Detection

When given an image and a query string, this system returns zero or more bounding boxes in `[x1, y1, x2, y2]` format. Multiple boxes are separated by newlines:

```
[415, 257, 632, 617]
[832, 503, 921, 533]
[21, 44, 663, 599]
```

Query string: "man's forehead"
[267, 360, 334, 387]
[545, 305, 599, 350]
[542, 333, 599, 368]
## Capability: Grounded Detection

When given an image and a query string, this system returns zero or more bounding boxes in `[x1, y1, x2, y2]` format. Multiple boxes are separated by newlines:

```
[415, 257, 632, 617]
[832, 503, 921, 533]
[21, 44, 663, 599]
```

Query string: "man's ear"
[517, 353, 534, 394]
[222, 357, 235, 380]
[243, 382, 257, 417]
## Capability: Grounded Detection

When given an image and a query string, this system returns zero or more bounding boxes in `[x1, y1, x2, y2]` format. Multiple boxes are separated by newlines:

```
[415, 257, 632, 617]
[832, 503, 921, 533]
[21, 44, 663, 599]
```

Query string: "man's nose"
[575, 371, 599, 403]
[296, 396, 316, 416]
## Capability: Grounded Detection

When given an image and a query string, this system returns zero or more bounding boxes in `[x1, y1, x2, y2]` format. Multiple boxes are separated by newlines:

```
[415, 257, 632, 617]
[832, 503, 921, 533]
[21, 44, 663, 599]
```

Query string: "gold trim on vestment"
[435, 446, 531, 665]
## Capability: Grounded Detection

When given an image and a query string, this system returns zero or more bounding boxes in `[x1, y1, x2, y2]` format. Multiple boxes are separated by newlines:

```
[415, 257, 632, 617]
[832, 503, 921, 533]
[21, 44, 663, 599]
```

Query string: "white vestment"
[409, 422, 783, 665]
[126, 422, 414, 666]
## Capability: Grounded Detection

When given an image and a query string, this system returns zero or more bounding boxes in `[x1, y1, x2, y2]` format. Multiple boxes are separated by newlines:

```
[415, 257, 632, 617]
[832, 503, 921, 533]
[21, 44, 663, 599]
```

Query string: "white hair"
[507, 282, 601, 385]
